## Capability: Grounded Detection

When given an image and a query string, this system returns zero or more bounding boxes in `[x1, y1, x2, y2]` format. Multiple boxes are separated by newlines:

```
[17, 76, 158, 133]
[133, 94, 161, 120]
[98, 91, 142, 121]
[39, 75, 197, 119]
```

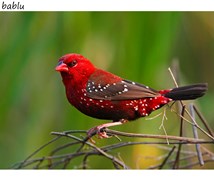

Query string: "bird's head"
[55, 53, 95, 82]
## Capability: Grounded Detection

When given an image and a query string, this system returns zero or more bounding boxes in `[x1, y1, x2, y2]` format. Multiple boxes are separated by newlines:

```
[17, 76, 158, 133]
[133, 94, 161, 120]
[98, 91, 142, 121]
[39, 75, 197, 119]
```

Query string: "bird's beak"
[55, 61, 69, 72]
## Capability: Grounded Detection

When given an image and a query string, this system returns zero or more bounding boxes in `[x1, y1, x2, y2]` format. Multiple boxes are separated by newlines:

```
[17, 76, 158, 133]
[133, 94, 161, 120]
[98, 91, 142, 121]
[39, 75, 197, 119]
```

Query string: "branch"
[173, 105, 185, 169]
[190, 104, 204, 166]
[193, 105, 214, 137]
[51, 131, 129, 169]
[159, 146, 176, 169]
[104, 129, 207, 143]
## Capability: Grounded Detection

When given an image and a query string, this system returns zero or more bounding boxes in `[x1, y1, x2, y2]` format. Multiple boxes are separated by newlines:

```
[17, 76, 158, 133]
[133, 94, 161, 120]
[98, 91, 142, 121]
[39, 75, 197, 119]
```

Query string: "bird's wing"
[86, 70, 160, 100]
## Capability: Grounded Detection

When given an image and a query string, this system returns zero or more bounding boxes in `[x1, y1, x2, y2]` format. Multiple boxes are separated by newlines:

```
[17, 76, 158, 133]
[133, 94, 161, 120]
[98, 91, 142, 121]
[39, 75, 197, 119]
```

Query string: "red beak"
[55, 61, 68, 72]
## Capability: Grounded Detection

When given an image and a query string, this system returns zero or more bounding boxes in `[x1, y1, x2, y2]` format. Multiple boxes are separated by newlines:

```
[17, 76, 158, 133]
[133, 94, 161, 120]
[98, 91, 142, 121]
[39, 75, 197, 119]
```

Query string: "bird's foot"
[86, 119, 128, 142]
[87, 126, 110, 139]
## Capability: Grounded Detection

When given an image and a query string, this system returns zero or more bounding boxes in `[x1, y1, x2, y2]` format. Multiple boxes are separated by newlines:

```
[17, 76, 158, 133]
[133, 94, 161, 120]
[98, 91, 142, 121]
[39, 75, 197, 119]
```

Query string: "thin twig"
[51, 131, 129, 169]
[50, 141, 80, 156]
[159, 107, 169, 145]
[168, 67, 179, 87]
[105, 129, 204, 143]
[200, 146, 214, 157]
[82, 154, 90, 169]
[185, 107, 214, 140]
[63, 130, 88, 134]
[193, 105, 214, 137]
[149, 151, 211, 169]
[14, 136, 61, 169]
[190, 104, 204, 166]
[145, 112, 162, 120]
[153, 144, 197, 155]
[180, 159, 214, 169]
[33, 157, 45, 169]
[173, 105, 185, 169]
[159, 146, 176, 169]
[100, 141, 213, 155]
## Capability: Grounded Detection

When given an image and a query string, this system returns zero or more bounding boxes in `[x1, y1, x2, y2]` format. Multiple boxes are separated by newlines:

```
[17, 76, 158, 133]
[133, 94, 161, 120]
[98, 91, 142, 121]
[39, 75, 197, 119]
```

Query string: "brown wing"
[86, 78, 160, 101]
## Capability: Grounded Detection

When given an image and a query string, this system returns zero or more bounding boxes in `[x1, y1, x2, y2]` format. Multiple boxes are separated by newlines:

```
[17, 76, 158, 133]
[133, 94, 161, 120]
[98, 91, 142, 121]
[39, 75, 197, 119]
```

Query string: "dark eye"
[67, 60, 77, 67]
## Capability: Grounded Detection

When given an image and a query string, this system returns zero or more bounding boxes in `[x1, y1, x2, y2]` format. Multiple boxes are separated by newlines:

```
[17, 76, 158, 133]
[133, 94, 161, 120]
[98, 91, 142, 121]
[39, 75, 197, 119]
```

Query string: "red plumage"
[56, 53, 208, 138]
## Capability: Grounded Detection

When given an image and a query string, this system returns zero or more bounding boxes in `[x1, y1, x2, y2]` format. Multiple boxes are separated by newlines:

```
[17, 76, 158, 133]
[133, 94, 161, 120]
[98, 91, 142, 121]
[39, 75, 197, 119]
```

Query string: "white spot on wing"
[123, 88, 128, 92]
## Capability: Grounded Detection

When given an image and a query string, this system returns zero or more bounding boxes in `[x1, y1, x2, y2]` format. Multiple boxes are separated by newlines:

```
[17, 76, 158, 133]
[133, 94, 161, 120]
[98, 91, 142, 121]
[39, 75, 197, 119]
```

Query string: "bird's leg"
[87, 119, 128, 139]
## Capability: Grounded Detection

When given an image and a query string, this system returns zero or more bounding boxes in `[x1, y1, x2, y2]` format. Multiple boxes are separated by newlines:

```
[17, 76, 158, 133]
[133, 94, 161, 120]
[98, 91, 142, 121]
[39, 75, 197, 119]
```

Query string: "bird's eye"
[67, 60, 77, 67]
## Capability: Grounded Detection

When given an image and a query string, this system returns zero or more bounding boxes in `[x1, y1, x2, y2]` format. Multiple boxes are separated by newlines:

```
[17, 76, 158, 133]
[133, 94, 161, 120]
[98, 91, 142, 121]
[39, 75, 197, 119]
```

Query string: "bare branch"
[190, 104, 204, 166]
[193, 105, 214, 137]
[51, 131, 129, 169]
[159, 146, 176, 169]
[104, 129, 205, 143]
[173, 105, 185, 169]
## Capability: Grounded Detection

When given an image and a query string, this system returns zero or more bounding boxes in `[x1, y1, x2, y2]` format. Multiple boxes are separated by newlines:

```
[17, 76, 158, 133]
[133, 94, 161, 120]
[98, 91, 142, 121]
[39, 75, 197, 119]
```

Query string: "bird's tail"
[164, 83, 208, 100]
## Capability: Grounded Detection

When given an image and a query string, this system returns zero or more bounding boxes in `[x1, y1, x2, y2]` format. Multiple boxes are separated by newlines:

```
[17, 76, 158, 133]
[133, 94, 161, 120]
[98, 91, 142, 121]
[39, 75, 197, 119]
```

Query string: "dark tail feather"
[164, 83, 208, 100]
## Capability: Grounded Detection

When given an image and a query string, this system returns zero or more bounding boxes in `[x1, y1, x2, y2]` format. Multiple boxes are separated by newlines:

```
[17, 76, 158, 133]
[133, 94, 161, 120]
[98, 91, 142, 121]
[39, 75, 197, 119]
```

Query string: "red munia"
[55, 53, 208, 138]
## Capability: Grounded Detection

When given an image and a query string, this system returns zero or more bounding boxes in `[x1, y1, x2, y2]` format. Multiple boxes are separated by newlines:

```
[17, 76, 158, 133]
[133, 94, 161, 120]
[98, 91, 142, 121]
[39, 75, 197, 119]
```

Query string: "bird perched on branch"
[55, 53, 208, 138]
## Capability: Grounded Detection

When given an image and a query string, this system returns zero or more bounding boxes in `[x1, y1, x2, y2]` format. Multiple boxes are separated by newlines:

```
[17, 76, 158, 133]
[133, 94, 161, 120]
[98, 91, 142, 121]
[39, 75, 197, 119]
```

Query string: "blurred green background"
[0, 12, 213, 169]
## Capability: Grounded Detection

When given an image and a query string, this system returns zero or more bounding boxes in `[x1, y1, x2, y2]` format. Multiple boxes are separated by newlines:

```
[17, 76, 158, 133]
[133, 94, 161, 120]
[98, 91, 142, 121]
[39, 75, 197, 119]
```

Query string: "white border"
[1, 0, 214, 11]
[1, 170, 214, 180]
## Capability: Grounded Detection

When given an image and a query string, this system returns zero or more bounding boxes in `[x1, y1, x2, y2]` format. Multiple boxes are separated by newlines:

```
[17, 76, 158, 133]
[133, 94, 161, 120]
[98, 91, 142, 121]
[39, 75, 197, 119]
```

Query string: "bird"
[55, 53, 208, 138]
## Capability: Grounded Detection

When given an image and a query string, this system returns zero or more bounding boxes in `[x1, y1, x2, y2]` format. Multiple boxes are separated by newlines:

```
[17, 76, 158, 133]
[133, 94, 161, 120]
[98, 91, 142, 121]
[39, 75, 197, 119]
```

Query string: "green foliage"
[0, 12, 213, 169]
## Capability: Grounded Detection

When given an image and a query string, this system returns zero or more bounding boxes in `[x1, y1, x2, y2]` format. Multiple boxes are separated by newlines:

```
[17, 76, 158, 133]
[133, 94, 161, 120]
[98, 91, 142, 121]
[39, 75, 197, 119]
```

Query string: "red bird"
[55, 53, 207, 138]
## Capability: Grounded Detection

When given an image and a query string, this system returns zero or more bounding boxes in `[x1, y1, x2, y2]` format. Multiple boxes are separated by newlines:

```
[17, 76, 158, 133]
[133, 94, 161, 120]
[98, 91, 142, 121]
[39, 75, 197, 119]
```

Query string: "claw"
[87, 126, 110, 140]
[86, 119, 128, 142]
[98, 132, 110, 139]
[86, 126, 107, 144]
